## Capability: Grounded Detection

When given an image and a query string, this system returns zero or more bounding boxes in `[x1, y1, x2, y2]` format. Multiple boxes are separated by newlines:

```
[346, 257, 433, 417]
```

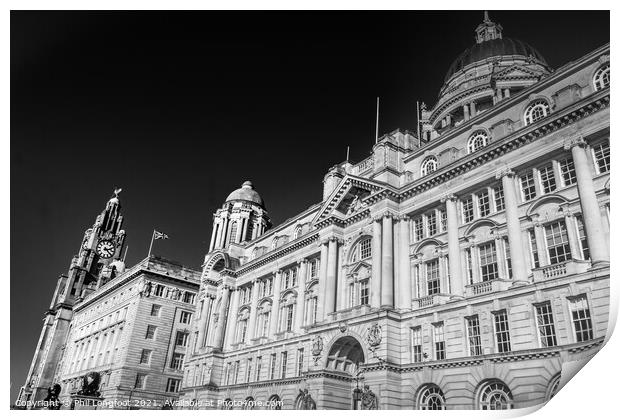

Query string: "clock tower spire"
[18, 188, 128, 406]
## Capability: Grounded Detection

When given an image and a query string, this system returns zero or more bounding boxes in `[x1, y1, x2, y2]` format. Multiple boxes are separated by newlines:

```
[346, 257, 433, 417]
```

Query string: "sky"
[10, 10, 609, 401]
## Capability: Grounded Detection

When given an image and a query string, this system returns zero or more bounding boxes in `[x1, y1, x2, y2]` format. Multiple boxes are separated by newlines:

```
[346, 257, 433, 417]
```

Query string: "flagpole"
[148, 229, 155, 257]
[416, 101, 421, 147]
[346, 146, 350, 162]
[123, 245, 129, 262]
[375, 97, 380, 144]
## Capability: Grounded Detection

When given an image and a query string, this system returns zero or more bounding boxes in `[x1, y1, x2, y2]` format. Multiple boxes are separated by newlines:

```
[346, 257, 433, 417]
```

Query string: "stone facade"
[180, 16, 610, 410]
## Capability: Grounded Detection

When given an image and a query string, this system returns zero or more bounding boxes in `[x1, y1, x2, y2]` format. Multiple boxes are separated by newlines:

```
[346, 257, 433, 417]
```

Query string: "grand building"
[18, 13, 610, 410]
[180, 14, 610, 410]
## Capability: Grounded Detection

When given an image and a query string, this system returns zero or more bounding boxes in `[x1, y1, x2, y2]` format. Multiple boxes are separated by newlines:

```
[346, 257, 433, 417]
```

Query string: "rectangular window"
[151, 304, 161, 317]
[270, 354, 277, 380]
[466, 316, 483, 356]
[439, 209, 447, 232]
[154, 284, 165, 297]
[426, 259, 441, 295]
[528, 230, 540, 268]
[520, 171, 537, 201]
[493, 310, 511, 353]
[576, 216, 590, 260]
[297, 348, 304, 376]
[478, 190, 491, 217]
[280, 351, 288, 379]
[569, 296, 594, 342]
[462, 197, 474, 223]
[183, 292, 195, 304]
[427, 211, 438, 236]
[360, 281, 369, 305]
[465, 248, 474, 285]
[145, 325, 157, 340]
[504, 239, 512, 278]
[134, 373, 147, 389]
[479, 242, 498, 282]
[360, 239, 372, 259]
[166, 378, 181, 393]
[539, 164, 557, 194]
[414, 217, 424, 241]
[545, 221, 572, 264]
[179, 311, 192, 324]
[559, 158, 577, 186]
[535, 302, 558, 347]
[593, 141, 610, 173]
[494, 184, 505, 212]
[139, 349, 152, 365]
[285, 306, 294, 332]
[411, 327, 422, 363]
[256, 356, 262, 382]
[246, 358, 253, 382]
[170, 352, 185, 370]
[310, 259, 319, 278]
[175, 331, 190, 347]
[433, 323, 446, 360]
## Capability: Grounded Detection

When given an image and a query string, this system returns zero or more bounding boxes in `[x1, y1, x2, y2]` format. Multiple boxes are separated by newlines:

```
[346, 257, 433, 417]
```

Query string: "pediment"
[313, 175, 389, 225]
[494, 65, 539, 80]
[346, 260, 372, 279]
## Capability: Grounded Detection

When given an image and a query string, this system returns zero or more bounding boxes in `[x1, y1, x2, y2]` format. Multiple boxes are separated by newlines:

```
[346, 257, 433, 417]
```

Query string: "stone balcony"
[532, 259, 590, 282]
[412, 294, 453, 309]
[464, 279, 513, 297]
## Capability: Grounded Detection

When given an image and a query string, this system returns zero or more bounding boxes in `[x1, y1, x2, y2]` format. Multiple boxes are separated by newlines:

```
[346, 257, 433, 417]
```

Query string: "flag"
[154, 230, 169, 240]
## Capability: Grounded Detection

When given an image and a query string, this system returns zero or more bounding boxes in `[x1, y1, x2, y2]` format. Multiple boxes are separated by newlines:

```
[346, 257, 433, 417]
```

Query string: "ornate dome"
[444, 37, 547, 82]
[225, 180, 265, 208]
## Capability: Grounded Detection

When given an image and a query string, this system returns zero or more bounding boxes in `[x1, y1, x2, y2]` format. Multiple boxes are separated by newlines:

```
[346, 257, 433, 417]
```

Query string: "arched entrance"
[325, 336, 365, 374]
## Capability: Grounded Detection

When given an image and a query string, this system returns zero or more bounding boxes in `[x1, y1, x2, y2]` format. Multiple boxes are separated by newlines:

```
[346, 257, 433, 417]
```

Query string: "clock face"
[96, 240, 116, 259]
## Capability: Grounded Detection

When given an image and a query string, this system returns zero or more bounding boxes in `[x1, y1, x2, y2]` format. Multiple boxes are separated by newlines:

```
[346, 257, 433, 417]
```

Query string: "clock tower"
[18, 189, 128, 407]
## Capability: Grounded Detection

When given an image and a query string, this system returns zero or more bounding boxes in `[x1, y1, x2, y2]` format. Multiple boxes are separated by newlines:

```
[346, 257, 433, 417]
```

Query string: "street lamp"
[352, 362, 363, 410]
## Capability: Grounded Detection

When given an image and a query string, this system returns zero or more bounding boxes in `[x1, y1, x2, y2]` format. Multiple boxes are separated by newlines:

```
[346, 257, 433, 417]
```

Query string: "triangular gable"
[493, 65, 540, 80]
[312, 174, 389, 225]
[346, 260, 372, 279]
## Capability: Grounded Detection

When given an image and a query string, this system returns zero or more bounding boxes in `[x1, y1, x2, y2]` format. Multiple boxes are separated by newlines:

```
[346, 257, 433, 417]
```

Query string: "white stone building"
[180, 14, 610, 410]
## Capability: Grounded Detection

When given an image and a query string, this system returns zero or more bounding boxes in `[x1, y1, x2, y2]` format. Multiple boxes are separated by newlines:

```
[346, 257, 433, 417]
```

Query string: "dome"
[444, 37, 548, 83]
[225, 180, 265, 208]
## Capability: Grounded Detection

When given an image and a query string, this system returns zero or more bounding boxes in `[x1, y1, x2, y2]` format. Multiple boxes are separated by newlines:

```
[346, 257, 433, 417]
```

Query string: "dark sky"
[10, 10, 609, 401]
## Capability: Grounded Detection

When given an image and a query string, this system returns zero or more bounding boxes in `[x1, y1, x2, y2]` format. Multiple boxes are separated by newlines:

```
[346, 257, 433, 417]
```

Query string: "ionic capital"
[440, 193, 458, 203]
[495, 167, 515, 180]
[563, 135, 587, 151]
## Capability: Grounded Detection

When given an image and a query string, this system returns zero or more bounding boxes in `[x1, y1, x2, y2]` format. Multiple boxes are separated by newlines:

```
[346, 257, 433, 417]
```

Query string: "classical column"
[398, 216, 412, 309]
[503, 88, 510, 98]
[196, 295, 213, 349]
[316, 241, 329, 321]
[371, 218, 382, 308]
[565, 137, 610, 265]
[438, 252, 448, 294]
[563, 212, 581, 260]
[269, 271, 283, 337]
[246, 280, 260, 344]
[224, 288, 240, 348]
[235, 218, 244, 243]
[218, 216, 230, 248]
[470, 101, 477, 118]
[324, 238, 339, 317]
[212, 287, 231, 349]
[381, 215, 394, 308]
[494, 234, 507, 279]
[209, 222, 218, 252]
[463, 104, 470, 121]
[496, 168, 528, 282]
[295, 259, 308, 332]
[442, 194, 464, 296]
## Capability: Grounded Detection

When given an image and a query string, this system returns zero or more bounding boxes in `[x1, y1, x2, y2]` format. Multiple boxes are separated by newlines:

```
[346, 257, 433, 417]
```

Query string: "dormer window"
[594, 63, 610, 91]
[467, 130, 489, 154]
[421, 156, 438, 177]
[524, 100, 550, 125]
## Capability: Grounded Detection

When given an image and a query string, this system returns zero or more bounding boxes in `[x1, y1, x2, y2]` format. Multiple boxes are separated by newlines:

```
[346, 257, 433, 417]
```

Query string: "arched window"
[524, 100, 550, 125]
[304, 282, 319, 325]
[221, 398, 233, 410]
[256, 300, 271, 338]
[594, 63, 610, 91]
[279, 292, 296, 333]
[243, 397, 255, 410]
[229, 221, 238, 244]
[421, 156, 438, 177]
[417, 384, 446, 410]
[350, 237, 372, 263]
[267, 394, 282, 410]
[478, 381, 513, 410]
[235, 308, 250, 343]
[467, 130, 488, 154]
